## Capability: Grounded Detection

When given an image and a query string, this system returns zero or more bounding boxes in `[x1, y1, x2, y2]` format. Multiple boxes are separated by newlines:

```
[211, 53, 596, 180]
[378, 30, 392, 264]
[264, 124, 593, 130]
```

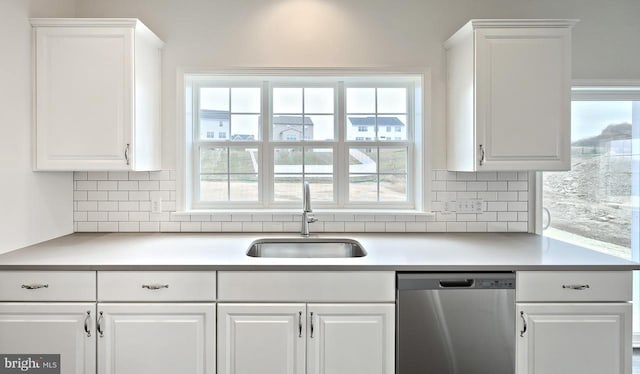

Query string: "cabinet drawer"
[0, 271, 96, 301]
[218, 271, 395, 302]
[517, 271, 632, 302]
[98, 271, 216, 301]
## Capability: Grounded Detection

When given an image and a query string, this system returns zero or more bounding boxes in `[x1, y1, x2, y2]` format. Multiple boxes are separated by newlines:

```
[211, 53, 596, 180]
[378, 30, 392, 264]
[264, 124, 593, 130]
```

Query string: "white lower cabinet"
[218, 303, 306, 374]
[218, 303, 395, 374]
[517, 303, 632, 374]
[0, 303, 96, 374]
[97, 303, 216, 374]
[307, 304, 395, 374]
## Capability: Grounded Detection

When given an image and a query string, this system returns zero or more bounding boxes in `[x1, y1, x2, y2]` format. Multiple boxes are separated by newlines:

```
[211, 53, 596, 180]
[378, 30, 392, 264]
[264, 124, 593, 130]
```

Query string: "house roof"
[200, 110, 313, 126]
[348, 116, 405, 127]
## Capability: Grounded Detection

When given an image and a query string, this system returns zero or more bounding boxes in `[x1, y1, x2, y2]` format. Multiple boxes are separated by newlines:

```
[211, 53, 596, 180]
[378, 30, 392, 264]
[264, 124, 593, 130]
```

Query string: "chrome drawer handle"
[21, 284, 49, 290]
[97, 311, 104, 338]
[562, 284, 590, 290]
[142, 284, 169, 290]
[520, 311, 527, 337]
[84, 311, 92, 338]
[310, 312, 315, 338]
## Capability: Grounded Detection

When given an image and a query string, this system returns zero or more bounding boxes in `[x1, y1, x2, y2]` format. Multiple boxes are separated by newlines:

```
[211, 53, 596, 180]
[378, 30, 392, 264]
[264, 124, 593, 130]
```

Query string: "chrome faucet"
[301, 181, 318, 237]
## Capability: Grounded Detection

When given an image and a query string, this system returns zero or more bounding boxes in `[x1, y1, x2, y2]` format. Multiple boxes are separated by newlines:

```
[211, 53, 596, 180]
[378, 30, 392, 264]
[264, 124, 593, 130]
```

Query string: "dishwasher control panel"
[476, 278, 515, 289]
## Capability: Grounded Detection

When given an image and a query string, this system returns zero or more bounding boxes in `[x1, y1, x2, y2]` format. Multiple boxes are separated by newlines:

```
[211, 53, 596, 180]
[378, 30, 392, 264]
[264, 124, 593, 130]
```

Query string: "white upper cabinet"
[31, 18, 163, 171]
[445, 20, 577, 171]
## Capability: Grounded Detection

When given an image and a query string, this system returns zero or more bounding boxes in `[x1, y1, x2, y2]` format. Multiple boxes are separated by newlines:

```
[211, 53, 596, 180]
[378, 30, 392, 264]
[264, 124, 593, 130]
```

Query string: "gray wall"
[76, 0, 640, 169]
[0, 0, 76, 253]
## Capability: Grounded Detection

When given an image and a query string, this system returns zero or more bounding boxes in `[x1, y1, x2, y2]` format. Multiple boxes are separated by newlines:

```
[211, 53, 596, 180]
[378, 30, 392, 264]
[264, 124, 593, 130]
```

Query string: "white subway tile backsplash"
[508, 222, 528, 232]
[97, 181, 118, 191]
[108, 171, 129, 180]
[76, 181, 97, 191]
[181, 222, 202, 232]
[108, 191, 128, 201]
[108, 212, 128, 221]
[129, 171, 150, 181]
[98, 222, 118, 232]
[118, 181, 138, 190]
[202, 222, 222, 232]
[73, 169, 529, 233]
[140, 222, 160, 232]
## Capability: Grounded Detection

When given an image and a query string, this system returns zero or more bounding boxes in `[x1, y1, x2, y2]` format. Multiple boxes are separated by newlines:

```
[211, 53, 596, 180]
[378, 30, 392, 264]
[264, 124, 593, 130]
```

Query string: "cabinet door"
[517, 303, 631, 374]
[97, 303, 215, 374]
[475, 27, 571, 171]
[35, 26, 133, 170]
[217, 303, 305, 374]
[307, 304, 394, 374]
[0, 303, 96, 374]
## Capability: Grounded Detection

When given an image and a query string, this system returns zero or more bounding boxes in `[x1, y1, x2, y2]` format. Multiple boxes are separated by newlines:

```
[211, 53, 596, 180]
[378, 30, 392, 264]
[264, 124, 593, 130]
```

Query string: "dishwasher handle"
[439, 279, 474, 288]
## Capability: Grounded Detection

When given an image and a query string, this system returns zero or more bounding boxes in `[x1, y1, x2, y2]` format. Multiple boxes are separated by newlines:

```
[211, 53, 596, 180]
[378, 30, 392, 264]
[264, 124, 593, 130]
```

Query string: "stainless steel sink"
[247, 238, 367, 258]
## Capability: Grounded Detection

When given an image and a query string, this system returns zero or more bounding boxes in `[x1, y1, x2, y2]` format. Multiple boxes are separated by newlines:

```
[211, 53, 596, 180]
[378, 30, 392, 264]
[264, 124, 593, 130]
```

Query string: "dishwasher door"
[397, 273, 516, 374]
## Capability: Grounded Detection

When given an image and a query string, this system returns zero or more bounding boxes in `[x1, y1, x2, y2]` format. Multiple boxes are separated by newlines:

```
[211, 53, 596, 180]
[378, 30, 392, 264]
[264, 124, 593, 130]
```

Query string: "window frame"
[178, 69, 430, 213]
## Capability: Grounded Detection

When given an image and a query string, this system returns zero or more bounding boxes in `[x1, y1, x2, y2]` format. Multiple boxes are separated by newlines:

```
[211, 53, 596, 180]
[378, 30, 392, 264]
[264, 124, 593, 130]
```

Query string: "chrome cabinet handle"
[298, 312, 303, 338]
[520, 311, 527, 337]
[562, 284, 590, 290]
[142, 284, 169, 290]
[479, 144, 485, 166]
[310, 312, 314, 338]
[21, 284, 49, 290]
[97, 311, 104, 338]
[84, 311, 92, 338]
[125, 144, 130, 166]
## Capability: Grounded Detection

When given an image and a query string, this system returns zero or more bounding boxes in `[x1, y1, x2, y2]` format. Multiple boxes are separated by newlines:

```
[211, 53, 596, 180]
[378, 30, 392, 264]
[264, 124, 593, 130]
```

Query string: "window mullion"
[262, 80, 271, 207]
[337, 81, 347, 208]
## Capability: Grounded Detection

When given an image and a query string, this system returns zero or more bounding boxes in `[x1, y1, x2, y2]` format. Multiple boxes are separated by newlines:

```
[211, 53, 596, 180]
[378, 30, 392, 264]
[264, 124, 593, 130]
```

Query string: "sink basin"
[247, 238, 367, 258]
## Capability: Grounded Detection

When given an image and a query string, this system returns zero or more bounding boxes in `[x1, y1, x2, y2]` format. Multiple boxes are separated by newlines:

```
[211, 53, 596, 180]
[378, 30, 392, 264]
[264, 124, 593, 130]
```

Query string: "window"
[541, 84, 640, 344]
[184, 73, 424, 210]
[206, 131, 215, 139]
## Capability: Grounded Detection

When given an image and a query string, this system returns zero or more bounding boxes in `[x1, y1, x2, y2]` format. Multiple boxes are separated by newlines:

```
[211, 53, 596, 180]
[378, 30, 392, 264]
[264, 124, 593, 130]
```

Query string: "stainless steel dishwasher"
[397, 273, 516, 374]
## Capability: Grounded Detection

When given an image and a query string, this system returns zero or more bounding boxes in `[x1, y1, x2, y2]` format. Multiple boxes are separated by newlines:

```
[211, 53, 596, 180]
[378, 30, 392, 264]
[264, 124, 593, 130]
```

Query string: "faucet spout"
[301, 181, 317, 236]
[303, 181, 312, 213]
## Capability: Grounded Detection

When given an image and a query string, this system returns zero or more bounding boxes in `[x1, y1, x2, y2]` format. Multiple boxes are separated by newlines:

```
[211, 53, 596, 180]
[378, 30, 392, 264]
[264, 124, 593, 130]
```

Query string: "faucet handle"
[307, 216, 318, 224]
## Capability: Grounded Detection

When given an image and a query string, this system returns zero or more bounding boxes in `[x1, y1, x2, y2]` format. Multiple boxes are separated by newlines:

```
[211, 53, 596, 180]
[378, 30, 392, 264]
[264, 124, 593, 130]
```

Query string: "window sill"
[172, 209, 435, 217]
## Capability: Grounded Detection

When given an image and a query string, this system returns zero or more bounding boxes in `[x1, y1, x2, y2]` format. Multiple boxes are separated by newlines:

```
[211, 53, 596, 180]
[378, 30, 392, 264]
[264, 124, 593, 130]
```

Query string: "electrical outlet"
[151, 198, 163, 213]
[456, 199, 484, 213]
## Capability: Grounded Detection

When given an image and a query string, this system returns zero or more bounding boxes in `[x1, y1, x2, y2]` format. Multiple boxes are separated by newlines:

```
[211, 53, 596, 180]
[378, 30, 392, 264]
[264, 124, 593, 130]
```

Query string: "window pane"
[274, 147, 303, 173]
[349, 175, 377, 201]
[200, 88, 228, 111]
[231, 87, 260, 113]
[379, 147, 407, 173]
[544, 100, 638, 260]
[346, 88, 375, 113]
[380, 174, 407, 201]
[305, 148, 333, 173]
[349, 148, 377, 173]
[230, 174, 258, 201]
[304, 115, 334, 141]
[378, 115, 407, 141]
[273, 115, 305, 141]
[377, 88, 407, 113]
[305, 175, 333, 201]
[229, 147, 258, 174]
[273, 87, 302, 113]
[305, 88, 334, 113]
[346, 115, 376, 141]
[200, 148, 228, 174]
[200, 175, 228, 201]
[274, 174, 303, 201]
[231, 114, 260, 141]
[199, 110, 230, 140]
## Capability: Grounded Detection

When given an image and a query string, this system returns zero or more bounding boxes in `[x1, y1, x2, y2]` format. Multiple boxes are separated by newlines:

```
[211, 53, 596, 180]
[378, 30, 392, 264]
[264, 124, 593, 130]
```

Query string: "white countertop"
[0, 232, 637, 271]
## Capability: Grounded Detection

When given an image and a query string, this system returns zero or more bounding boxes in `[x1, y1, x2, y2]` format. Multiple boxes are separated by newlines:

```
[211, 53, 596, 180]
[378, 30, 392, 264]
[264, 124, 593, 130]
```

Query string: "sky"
[571, 101, 635, 141]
